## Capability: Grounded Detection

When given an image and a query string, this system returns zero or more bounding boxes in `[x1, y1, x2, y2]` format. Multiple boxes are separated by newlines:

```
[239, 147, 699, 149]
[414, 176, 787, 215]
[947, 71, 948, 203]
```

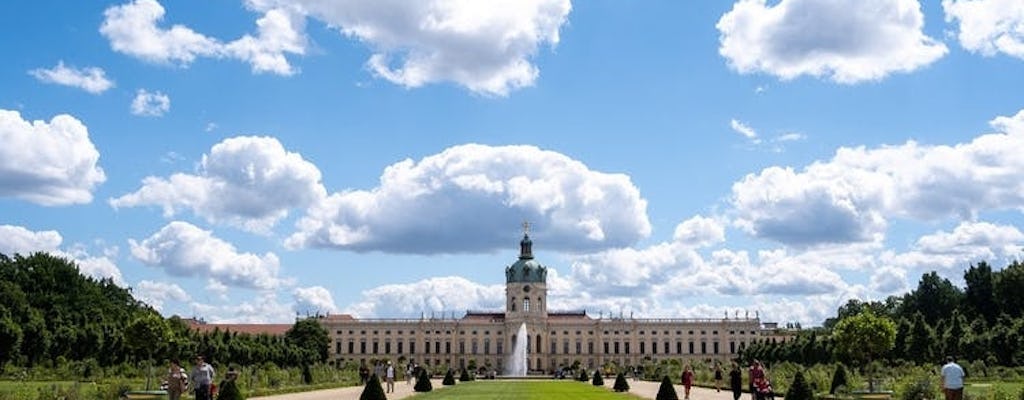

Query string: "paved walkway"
[251, 378, 751, 400]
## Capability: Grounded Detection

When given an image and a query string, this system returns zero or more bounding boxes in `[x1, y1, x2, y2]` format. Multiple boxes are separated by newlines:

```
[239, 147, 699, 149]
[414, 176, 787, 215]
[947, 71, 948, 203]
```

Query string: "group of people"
[165, 355, 240, 400]
[679, 360, 771, 400]
[358, 360, 400, 393]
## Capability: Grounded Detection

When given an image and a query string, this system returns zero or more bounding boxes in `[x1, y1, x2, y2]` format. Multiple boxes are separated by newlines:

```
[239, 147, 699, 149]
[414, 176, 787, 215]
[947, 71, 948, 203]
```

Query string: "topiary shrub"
[592, 370, 605, 386]
[359, 373, 387, 400]
[830, 364, 849, 395]
[614, 372, 630, 392]
[900, 377, 936, 400]
[460, 369, 472, 382]
[657, 375, 679, 400]
[785, 371, 813, 400]
[442, 370, 456, 386]
[414, 369, 433, 392]
[578, 369, 590, 382]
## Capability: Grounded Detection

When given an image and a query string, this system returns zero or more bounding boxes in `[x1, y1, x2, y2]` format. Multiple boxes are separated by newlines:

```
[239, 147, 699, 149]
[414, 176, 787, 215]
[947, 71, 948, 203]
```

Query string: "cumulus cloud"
[0, 110, 106, 206]
[100, 0, 305, 75]
[286, 143, 650, 253]
[0, 225, 124, 285]
[129, 221, 283, 290]
[882, 221, 1024, 271]
[344, 276, 504, 318]
[731, 108, 1024, 246]
[870, 265, 908, 294]
[293, 286, 338, 316]
[131, 89, 170, 116]
[28, 61, 115, 94]
[135, 280, 189, 311]
[943, 0, 1024, 59]
[111, 136, 325, 232]
[672, 215, 726, 247]
[250, 0, 572, 95]
[190, 291, 295, 323]
[717, 0, 947, 83]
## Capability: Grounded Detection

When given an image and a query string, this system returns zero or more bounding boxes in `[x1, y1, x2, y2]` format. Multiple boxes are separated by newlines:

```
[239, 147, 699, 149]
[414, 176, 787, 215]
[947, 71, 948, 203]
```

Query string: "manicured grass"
[965, 381, 1024, 399]
[410, 380, 645, 400]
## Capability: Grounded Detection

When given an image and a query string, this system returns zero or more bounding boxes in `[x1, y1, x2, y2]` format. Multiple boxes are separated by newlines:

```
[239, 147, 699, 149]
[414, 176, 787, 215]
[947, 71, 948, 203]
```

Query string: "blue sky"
[2, 0, 1024, 325]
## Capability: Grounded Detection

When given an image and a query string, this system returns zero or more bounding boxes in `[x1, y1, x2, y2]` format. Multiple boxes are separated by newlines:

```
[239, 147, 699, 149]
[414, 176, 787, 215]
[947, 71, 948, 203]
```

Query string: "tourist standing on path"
[681, 364, 695, 400]
[166, 359, 188, 400]
[941, 356, 965, 400]
[190, 355, 216, 400]
[385, 361, 396, 393]
[714, 363, 724, 392]
[406, 363, 414, 384]
[729, 362, 744, 400]
[750, 360, 769, 400]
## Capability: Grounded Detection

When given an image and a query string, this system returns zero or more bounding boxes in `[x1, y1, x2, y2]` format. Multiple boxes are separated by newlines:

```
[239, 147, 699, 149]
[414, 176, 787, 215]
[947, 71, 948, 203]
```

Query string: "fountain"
[505, 322, 528, 376]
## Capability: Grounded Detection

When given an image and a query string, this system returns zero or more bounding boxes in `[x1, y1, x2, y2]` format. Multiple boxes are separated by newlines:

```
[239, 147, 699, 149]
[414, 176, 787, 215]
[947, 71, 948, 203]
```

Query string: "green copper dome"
[505, 234, 547, 283]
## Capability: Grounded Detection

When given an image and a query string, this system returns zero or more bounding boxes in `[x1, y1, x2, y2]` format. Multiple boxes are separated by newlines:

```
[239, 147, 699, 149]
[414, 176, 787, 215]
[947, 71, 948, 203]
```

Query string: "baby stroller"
[754, 377, 775, 400]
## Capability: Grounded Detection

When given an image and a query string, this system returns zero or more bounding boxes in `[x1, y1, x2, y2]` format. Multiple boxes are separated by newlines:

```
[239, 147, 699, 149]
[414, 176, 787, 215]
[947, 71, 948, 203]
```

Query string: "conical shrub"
[578, 369, 590, 382]
[613, 372, 630, 392]
[442, 369, 456, 386]
[460, 369, 472, 382]
[216, 379, 243, 400]
[830, 364, 849, 394]
[359, 374, 387, 400]
[656, 375, 679, 400]
[785, 371, 813, 400]
[592, 370, 604, 386]
[414, 369, 433, 392]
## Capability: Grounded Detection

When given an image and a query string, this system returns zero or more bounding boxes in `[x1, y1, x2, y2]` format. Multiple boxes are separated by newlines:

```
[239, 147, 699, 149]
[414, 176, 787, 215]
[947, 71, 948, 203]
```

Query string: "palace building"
[319, 231, 789, 373]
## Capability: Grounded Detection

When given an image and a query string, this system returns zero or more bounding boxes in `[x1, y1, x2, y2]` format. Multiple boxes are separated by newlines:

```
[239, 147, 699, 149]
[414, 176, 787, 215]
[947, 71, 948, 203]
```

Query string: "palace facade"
[319, 233, 785, 373]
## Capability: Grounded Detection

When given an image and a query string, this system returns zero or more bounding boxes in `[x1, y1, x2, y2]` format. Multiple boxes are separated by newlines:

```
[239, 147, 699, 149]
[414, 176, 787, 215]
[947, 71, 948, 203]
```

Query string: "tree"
[994, 261, 1024, 319]
[359, 373, 387, 400]
[832, 309, 896, 368]
[592, 370, 604, 386]
[830, 364, 849, 394]
[442, 369, 456, 385]
[285, 318, 329, 363]
[459, 368, 472, 382]
[414, 369, 433, 392]
[614, 372, 630, 392]
[578, 369, 590, 382]
[785, 371, 814, 400]
[905, 313, 935, 364]
[656, 375, 680, 400]
[964, 262, 997, 323]
[902, 272, 963, 326]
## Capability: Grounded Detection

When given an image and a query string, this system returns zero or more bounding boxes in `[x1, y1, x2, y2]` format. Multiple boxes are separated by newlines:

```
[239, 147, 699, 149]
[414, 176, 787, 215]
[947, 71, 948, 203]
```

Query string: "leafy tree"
[592, 370, 604, 386]
[614, 372, 630, 392]
[442, 369, 456, 385]
[786, 370, 814, 400]
[905, 313, 935, 364]
[656, 375, 680, 400]
[901, 272, 963, 326]
[459, 368, 472, 382]
[964, 262, 997, 323]
[941, 310, 967, 358]
[832, 310, 895, 368]
[285, 318, 329, 363]
[578, 369, 590, 382]
[994, 261, 1024, 319]
[359, 373, 387, 400]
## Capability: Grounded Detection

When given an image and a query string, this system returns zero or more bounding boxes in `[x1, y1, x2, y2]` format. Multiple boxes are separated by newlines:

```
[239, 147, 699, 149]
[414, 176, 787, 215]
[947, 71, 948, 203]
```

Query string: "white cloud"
[100, 0, 305, 75]
[882, 221, 1024, 271]
[0, 225, 124, 285]
[0, 225, 62, 255]
[717, 0, 947, 83]
[28, 61, 115, 94]
[129, 221, 284, 290]
[943, 0, 1024, 59]
[111, 136, 326, 233]
[250, 0, 572, 95]
[293, 286, 338, 316]
[190, 291, 295, 323]
[131, 89, 170, 117]
[205, 279, 229, 301]
[774, 132, 806, 142]
[730, 119, 760, 142]
[0, 110, 106, 206]
[287, 143, 651, 253]
[343, 277, 504, 318]
[672, 215, 726, 247]
[731, 108, 1024, 246]
[135, 280, 190, 311]
[870, 265, 908, 295]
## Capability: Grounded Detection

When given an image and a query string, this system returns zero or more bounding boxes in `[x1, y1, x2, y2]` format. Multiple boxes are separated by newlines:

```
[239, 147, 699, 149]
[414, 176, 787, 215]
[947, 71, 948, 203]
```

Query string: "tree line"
[742, 260, 1024, 368]
[0, 253, 328, 373]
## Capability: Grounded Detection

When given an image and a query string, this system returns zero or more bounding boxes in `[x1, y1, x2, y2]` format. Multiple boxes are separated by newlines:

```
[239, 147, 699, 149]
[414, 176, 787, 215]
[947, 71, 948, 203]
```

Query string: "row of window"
[337, 339, 506, 356]
[338, 329, 500, 336]
[337, 338, 747, 356]
[549, 329, 753, 336]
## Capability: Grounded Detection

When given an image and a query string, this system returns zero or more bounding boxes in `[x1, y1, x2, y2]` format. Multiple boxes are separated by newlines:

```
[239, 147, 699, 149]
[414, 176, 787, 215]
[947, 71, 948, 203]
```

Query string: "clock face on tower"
[523, 285, 531, 293]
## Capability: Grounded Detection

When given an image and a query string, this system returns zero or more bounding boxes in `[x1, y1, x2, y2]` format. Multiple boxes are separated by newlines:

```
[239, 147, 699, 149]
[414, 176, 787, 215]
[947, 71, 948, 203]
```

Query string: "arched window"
[523, 298, 531, 312]
[511, 297, 517, 311]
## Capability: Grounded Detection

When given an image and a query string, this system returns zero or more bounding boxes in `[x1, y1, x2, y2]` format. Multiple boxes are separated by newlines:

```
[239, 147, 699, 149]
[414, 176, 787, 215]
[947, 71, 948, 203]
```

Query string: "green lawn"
[411, 381, 646, 400]
[965, 381, 1024, 400]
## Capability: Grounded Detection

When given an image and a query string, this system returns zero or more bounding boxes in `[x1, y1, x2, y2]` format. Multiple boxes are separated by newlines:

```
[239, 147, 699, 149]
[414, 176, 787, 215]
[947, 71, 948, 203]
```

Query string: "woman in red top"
[681, 364, 695, 400]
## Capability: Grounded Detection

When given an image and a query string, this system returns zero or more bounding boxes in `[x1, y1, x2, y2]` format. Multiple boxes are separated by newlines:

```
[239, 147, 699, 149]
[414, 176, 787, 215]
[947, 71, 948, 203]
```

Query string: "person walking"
[406, 363, 414, 384]
[714, 362, 724, 392]
[681, 364, 695, 400]
[189, 355, 216, 400]
[385, 361, 396, 393]
[941, 356, 965, 400]
[729, 362, 744, 400]
[166, 359, 188, 400]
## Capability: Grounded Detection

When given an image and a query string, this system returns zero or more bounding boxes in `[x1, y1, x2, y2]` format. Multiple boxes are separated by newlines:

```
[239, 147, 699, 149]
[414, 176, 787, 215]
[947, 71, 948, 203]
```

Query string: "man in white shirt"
[189, 355, 216, 400]
[941, 356, 965, 400]
[385, 361, 396, 393]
